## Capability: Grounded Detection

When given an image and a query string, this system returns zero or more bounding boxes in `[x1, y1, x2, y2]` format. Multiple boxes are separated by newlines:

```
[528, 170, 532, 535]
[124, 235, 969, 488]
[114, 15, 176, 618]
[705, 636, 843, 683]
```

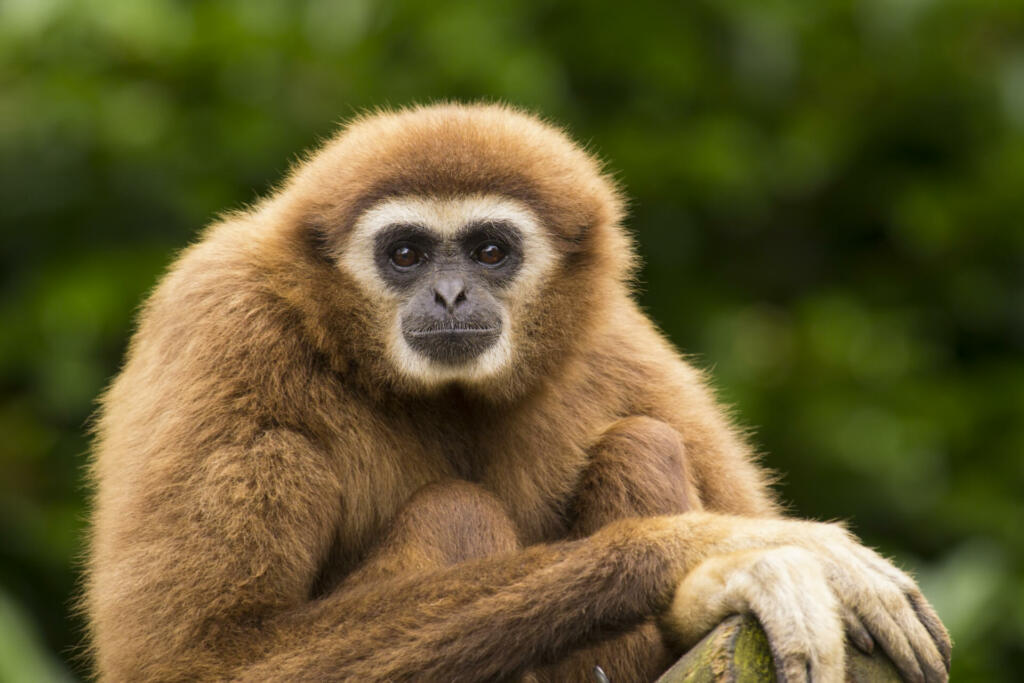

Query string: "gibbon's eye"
[474, 243, 506, 266]
[390, 245, 423, 269]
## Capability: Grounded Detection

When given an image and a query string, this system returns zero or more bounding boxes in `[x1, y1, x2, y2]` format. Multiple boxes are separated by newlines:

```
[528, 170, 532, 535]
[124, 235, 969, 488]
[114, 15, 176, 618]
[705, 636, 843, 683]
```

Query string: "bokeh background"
[2, 0, 1022, 680]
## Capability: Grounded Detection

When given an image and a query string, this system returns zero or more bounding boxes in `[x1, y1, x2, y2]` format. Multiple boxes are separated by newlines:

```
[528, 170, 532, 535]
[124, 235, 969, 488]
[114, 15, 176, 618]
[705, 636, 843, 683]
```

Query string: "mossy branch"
[656, 614, 902, 682]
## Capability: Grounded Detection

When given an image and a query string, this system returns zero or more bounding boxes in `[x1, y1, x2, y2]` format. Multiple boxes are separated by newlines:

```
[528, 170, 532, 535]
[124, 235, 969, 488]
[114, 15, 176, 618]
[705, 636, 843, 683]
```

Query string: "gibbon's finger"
[846, 537, 949, 679]
[771, 651, 811, 683]
[907, 590, 952, 673]
[857, 592, 927, 683]
[846, 557, 948, 683]
[842, 608, 874, 654]
[813, 530, 946, 680]
[882, 590, 948, 683]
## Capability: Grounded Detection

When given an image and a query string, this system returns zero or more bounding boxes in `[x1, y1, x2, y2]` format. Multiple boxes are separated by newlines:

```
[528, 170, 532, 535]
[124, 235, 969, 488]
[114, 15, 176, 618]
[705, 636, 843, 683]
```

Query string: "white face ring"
[338, 194, 557, 387]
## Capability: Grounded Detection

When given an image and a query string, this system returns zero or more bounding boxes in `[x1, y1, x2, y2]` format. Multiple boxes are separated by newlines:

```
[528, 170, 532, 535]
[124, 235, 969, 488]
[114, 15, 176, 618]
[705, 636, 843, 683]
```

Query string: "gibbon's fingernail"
[842, 611, 874, 654]
[592, 664, 609, 682]
[853, 630, 874, 654]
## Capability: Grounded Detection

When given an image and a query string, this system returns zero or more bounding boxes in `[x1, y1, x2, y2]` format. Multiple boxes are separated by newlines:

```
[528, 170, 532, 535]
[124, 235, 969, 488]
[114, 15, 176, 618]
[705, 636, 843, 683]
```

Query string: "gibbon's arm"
[557, 414, 950, 683]
[217, 505, 877, 682]
[90, 426, 948, 682]
[90, 422, 700, 681]
[244, 512, 948, 683]
[235, 513, 712, 681]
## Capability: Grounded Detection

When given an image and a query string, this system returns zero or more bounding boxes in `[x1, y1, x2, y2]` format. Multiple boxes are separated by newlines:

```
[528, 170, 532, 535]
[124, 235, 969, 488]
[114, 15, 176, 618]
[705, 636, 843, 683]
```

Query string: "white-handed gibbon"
[84, 103, 951, 682]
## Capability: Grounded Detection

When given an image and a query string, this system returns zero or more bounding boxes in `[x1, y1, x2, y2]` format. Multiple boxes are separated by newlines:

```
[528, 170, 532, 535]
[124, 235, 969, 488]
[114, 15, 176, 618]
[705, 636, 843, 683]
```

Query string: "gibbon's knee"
[402, 480, 522, 564]
[573, 416, 702, 536]
[344, 481, 521, 585]
[380, 480, 522, 568]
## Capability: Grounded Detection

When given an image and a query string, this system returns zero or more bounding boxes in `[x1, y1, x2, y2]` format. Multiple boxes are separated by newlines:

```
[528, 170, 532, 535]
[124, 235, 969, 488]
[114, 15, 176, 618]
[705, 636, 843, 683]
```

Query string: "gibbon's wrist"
[591, 513, 852, 587]
[587, 513, 737, 592]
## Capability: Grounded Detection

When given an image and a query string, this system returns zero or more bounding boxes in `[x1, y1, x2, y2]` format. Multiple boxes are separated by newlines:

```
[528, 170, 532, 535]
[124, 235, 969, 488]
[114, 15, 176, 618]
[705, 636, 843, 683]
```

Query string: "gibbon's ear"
[303, 220, 336, 264]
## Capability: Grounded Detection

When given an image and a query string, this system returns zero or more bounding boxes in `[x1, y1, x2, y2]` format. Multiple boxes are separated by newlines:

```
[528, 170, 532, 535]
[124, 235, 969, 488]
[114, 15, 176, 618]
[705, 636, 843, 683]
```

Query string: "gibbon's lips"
[405, 327, 500, 337]
[403, 324, 502, 364]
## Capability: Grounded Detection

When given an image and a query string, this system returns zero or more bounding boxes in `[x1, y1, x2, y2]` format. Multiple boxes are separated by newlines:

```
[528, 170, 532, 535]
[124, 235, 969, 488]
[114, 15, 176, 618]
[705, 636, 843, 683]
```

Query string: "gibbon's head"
[268, 103, 632, 399]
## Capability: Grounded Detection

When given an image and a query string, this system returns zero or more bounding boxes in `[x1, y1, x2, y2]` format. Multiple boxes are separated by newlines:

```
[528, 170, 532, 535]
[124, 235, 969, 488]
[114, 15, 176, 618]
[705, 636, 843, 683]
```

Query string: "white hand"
[662, 518, 951, 683]
[665, 546, 845, 682]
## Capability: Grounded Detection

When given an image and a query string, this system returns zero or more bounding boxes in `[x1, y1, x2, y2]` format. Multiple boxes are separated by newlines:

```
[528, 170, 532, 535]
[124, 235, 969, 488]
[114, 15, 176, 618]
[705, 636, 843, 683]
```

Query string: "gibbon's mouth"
[403, 325, 502, 364]
[405, 327, 500, 338]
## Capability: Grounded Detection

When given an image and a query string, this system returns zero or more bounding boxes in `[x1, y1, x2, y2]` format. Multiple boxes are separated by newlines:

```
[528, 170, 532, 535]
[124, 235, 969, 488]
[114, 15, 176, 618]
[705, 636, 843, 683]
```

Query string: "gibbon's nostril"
[433, 277, 467, 311]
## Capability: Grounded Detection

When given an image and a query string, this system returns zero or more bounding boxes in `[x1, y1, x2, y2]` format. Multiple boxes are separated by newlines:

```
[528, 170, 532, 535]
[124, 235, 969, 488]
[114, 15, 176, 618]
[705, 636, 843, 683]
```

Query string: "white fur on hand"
[662, 517, 951, 683]
[798, 523, 949, 683]
[664, 547, 845, 683]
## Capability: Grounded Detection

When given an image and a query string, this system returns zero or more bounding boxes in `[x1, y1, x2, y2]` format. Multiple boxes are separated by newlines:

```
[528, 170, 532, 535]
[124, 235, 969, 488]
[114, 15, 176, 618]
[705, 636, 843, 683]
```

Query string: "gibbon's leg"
[571, 416, 704, 537]
[529, 417, 701, 683]
[341, 480, 522, 587]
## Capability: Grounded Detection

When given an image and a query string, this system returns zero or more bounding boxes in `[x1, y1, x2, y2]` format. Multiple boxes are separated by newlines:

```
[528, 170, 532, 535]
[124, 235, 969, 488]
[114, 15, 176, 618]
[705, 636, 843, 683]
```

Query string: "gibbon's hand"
[661, 518, 951, 683]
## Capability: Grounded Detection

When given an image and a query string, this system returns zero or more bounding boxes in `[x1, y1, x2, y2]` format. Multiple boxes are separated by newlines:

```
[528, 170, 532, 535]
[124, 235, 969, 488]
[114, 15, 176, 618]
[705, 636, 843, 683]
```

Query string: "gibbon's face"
[338, 194, 557, 387]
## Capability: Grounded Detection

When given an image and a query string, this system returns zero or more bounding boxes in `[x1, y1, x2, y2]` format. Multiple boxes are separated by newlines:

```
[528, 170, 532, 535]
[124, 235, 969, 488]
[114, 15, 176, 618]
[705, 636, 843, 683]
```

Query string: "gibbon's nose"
[433, 276, 468, 312]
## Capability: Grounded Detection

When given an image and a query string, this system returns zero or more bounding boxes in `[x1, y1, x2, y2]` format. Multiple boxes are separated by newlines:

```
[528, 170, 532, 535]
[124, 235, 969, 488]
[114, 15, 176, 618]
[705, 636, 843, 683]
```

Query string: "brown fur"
[83, 103, 948, 681]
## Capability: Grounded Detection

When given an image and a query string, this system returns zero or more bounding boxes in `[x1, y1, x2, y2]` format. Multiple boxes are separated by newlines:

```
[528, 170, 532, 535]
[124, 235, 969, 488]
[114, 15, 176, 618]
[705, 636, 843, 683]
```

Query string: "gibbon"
[84, 103, 950, 682]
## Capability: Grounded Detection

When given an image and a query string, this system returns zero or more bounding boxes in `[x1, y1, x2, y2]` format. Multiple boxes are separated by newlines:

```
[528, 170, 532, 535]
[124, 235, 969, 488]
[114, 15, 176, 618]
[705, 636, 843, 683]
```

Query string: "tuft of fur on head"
[253, 102, 635, 400]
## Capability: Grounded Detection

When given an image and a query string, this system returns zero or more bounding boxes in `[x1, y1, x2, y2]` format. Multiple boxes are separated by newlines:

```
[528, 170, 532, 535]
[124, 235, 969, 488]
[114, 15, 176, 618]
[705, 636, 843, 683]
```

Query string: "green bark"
[656, 615, 902, 682]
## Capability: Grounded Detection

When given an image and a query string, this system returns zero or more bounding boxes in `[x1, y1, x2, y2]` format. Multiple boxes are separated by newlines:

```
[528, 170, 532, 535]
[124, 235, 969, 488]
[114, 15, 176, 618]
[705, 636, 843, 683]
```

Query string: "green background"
[2, 0, 1022, 680]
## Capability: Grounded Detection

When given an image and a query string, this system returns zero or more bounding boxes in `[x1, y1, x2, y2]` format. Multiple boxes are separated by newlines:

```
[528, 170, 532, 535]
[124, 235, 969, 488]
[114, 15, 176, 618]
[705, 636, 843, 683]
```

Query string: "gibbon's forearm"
[88, 423, 706, 682]
[235, 417, 726, 682]
[233, 515, 726, 682]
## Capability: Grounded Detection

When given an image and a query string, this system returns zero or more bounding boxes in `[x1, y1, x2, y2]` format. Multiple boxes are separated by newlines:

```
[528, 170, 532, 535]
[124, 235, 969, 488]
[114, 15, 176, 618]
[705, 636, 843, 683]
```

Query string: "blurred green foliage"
[1, 0, 1022, 680]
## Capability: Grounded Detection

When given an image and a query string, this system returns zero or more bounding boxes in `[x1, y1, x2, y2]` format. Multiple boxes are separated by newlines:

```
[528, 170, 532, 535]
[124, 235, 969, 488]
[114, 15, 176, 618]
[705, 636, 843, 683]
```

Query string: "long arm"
[89, 418, 949, 683]
[238, 516, 702, 681]
[525, 413, 951, 683]
[88, 423, 724, 681]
